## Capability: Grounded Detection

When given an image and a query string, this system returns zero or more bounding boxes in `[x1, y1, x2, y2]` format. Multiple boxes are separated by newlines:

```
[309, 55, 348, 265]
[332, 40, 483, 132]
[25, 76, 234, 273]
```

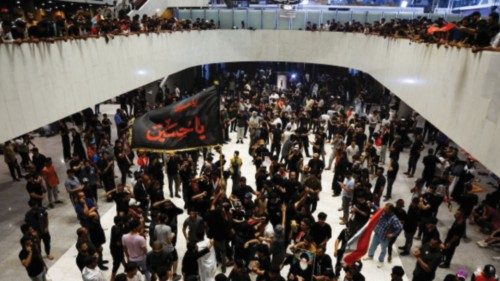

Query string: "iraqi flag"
[343, 208, 384, 265]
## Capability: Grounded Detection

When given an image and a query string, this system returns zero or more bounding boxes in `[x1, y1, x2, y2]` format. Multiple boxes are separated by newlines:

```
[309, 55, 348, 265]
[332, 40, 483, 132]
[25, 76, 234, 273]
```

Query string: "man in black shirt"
[232, 177, 257, 202]
[287, 148, 303, 174]
[458, 182, 479, 238]
[310, 212, 332, 248]
[412, 237, 442, 281]
[308, 153, 325, 178]
[24, 200, 53, 260]
[421, 149, 439, 187]
[270, 124, 282, 159]
[166, 154, 181, 198]
[26, 173, 45, 208]
[333, 227, 351, 277]
[19, 236, 46, 280]
[389, 135, 404, 162]
[439, 210, 466, 268]
[373, 167, 386, 206]
[348, 194, 370, 233]
[110, 216, 125, 279]
[296, 124, 310, 157]
[400, 197, 421, 256]
[313, 247, 335, 281]
[405, 135, 424, 177]
[182, 240, 213, 280]
[31, 148, 47, 173]
[384, 158, 399, 200]
[421, 217, 440, 246]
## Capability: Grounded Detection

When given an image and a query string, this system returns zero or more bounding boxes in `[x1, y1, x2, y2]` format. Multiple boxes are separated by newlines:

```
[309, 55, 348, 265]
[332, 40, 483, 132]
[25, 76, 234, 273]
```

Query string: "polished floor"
[1, 105, 498, 281]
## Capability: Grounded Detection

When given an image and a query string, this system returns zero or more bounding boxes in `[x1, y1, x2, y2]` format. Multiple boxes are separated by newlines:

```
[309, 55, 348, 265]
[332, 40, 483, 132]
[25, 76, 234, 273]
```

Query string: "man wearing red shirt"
[41, 158, 63, 208]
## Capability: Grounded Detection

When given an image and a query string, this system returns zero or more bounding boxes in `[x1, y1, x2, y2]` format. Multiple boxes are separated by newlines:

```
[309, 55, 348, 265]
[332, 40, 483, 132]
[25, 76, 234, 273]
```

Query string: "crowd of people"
[0, 5, 499, 52]
[4, 66, 500, 281]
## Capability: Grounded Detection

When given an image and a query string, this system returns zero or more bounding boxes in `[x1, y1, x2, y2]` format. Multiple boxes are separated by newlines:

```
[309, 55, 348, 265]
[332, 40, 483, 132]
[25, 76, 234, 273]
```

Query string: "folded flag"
[343, 208, 384, 265]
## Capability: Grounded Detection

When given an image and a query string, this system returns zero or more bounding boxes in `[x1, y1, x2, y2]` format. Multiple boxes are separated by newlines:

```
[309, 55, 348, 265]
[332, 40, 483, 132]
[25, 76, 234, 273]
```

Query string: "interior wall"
[0, 30, 499, 175]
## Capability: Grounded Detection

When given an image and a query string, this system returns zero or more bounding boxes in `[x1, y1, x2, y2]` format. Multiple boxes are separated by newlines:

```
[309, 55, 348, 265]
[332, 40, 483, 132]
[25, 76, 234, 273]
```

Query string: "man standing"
[339, 171, 355, 225]
[384, 158, 399, 201]
[421, 149, 439, 187]
[166, 154, 181, 198]
[270, 124, 282, 159]
[41, 158, 62, 208]
[65, 169, 84, 205]
[310, 212, 332, 248]
[235, 110, 247, 144]
[439, 210, 466, 268]
[4, 141, 22, 181]
[404, 135, 424, 178]
[400, 197, 421, 256]
[122, 219, 149, 281]
[365, 203, 403, 268]
[412, 236, 442, 281]
[24, 200, 54, 260]
[182, 210, 205, 244]
[26, 173, 46, 208]
[372, 167, 386, 207]
[31, 148, 47, 174]
[19, 236, 47, 281]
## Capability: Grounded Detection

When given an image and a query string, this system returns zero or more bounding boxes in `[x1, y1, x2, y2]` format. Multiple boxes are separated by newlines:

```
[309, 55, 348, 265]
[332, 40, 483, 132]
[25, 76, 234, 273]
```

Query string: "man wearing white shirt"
[346, 141, 359, 164]
[82, 255, 107, 281]
[368, 110, 380, 139]
[340, 172, 355, 225]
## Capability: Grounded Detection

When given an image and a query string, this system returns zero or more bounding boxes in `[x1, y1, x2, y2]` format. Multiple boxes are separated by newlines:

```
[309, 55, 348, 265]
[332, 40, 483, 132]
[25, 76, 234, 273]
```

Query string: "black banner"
[130, 87, 222, 152]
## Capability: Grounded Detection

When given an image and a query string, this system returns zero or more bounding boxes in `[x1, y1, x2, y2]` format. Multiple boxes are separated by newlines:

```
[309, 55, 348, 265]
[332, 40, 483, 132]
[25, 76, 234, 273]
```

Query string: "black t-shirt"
[310, 222, 332, 245]
[24, 209, 47, 233]
[228, 269, 252, 281]
[110, 225, 124, 252]
[387, 161, 399, 179]
[445, 220, 465, 246]
[422, 155, 439, 175]
[410, 140, 424, 156]
[336, 228, 349, 252]
[394, 208, 407, 224]
[288, 154, 303, 172]
[404, 204, 420, 233]
[232, 184, 254, 202]
[26, 181, 44, 205]
[354, 133, 367, 149]
[459, 193, 478, 215]
[112, 191, 129, 213]
[236, 114, 247, 127]
[422, 227, 440, 245]
[389, 140, 403, 161]
[308, 159, 325, 176]
[271, 128, 282, 144]
[314, 254, 334, 278]
[167, 157, 180, 175]
[352, 202, 371, 225]
[373, 175, 386, 194]
[412, 244, 442, 280]
[205, 209, 231, 241]
[19, 249, 45, 277]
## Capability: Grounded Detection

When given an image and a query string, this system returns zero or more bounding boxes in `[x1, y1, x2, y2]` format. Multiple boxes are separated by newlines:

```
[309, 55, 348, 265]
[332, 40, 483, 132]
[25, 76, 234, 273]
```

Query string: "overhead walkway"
[1, 30, 499, 175]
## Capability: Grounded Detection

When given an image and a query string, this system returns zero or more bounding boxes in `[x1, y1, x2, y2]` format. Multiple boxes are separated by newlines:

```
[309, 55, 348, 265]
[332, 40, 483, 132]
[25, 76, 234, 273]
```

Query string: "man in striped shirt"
[364, 203, 403, 268]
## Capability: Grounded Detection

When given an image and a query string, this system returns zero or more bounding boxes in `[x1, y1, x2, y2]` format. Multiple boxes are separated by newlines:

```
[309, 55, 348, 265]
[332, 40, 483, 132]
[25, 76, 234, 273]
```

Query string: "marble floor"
[1, 104, 498, 281]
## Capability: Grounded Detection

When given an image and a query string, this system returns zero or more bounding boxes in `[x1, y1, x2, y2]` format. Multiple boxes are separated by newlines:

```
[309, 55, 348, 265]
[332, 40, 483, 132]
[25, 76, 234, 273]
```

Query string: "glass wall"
[179, 8, 464, 29]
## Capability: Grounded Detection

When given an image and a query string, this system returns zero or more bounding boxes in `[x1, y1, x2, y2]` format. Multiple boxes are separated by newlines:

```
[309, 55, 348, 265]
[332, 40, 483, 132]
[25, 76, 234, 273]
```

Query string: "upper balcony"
[0, 12, 499, 175]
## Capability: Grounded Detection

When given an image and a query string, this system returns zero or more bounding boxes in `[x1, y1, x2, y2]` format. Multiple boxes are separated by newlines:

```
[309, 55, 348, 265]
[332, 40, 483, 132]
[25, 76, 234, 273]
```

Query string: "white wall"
[129, 0, 209, 17]
[1, 30, 499, 175]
